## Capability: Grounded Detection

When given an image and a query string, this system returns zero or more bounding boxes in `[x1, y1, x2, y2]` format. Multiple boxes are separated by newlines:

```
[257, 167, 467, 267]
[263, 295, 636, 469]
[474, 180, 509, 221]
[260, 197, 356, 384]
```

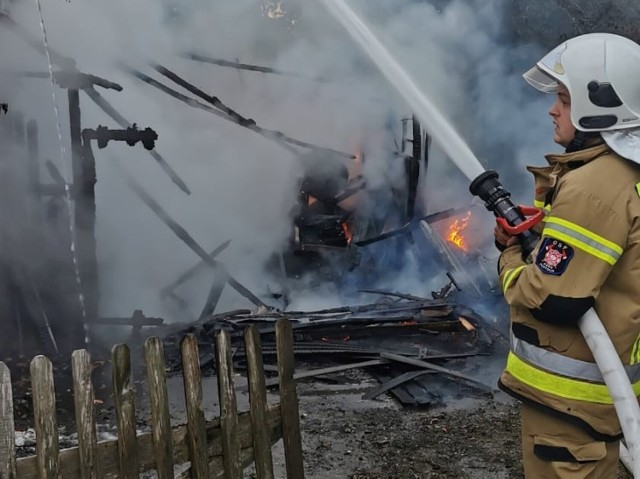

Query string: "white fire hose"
[579, 308, 640, 477]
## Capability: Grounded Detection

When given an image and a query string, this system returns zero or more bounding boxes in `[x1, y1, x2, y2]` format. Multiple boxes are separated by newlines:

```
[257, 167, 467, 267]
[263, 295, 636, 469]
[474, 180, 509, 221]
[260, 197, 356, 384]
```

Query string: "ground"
[267, 379, 634, 479]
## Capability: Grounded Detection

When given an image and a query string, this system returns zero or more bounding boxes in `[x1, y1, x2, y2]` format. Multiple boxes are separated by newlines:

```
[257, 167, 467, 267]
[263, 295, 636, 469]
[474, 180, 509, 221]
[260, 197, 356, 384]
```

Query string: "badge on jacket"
[536, 238, 574, 275]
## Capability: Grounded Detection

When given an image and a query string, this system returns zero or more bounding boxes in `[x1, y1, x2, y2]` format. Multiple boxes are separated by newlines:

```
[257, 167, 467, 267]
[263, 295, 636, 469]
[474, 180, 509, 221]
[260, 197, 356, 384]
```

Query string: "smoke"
[0, 0, 563, 325]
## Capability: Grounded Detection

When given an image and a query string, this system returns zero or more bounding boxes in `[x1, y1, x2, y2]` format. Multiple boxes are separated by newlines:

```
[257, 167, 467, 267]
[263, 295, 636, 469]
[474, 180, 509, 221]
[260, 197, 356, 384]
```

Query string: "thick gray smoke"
[0, 0, 561, 322]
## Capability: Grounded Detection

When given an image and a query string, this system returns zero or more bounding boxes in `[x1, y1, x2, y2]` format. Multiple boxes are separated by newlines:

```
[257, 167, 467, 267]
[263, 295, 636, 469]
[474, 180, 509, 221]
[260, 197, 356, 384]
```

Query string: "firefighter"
[495, 33, 640, 478]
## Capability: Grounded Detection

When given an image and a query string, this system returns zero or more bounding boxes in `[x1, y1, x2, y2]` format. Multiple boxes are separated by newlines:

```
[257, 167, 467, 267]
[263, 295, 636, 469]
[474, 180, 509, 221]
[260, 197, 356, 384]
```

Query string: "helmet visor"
[523, 66, 561, 93]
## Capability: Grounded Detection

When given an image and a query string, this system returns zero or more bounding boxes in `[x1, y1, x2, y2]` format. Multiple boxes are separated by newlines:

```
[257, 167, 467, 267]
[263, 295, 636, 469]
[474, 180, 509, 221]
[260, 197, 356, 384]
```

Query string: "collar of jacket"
[544, 140, 610, 168]
[526, 142, 611, 191]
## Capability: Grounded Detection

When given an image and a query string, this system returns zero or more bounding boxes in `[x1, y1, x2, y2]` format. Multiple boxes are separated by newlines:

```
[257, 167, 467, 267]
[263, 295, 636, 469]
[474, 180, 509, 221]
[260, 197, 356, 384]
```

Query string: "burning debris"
[446, 211, 471, 251]
[0, 4, 503, 423]
[159, 291, 501, 406]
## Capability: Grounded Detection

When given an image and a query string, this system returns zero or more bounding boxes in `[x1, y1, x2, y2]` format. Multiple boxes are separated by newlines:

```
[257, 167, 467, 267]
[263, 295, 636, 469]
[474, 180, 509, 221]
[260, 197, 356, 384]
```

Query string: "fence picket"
[30, 355, 61, 479]
[216, 330, 241, 478]
[144, 337, 173, 479]
[111, 344, 139, 478]
[71, 350, 99, 478]
[7, 320, 303, 478]
[0, 362, 17, 479]
[276, 318, 305, 478]
[180, 335, 210, 478]
[244, 326, 274, 479]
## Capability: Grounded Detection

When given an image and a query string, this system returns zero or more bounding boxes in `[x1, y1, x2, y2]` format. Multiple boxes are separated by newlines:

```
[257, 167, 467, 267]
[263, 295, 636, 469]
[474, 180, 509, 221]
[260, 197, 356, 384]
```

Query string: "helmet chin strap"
[565, 130, 601, 152]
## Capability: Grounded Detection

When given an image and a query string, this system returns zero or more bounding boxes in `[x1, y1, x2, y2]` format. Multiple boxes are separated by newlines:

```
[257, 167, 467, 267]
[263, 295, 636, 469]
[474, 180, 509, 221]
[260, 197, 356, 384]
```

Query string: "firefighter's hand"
[494, 222, 519, 249]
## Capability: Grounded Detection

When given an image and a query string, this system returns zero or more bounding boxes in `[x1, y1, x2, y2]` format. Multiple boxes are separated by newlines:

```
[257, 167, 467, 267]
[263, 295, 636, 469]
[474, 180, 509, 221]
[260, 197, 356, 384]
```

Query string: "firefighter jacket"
[498, 141, 640, 440]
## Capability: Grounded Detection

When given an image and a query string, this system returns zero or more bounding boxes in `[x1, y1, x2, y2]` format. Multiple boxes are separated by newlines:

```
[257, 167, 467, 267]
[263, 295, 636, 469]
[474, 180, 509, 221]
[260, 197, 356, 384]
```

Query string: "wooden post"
[0, 363, 17, 479]
[77, 135, 99, 324]
[215, 330, 241, 478]
[244, 326, 274, 479]
[30, 355, 61, 479]
[180, 335, 210, 478]
[275, 319, 305, 478]
[71, 349, 98, 478]
[111, 344, 139, 479]
[144, 337, 173, 479]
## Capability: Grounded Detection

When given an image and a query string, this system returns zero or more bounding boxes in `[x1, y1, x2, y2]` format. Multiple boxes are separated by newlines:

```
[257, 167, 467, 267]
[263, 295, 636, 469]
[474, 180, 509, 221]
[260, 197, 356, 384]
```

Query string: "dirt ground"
[267, 377, 633, 479]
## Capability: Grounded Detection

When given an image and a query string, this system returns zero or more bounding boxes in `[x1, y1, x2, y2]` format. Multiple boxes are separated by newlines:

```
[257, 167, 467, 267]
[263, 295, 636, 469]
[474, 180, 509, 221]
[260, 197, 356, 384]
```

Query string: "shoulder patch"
[536, 238, 574, 276]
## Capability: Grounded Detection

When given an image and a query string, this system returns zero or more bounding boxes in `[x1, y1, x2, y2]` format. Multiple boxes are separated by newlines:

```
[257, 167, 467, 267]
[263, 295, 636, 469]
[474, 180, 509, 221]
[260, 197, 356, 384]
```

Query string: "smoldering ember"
[0, 1, 639, 478]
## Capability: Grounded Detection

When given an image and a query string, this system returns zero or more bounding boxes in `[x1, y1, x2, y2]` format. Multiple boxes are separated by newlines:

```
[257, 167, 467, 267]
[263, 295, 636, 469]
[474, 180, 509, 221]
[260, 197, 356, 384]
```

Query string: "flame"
[446, 211, 471, 251]
[341, 222, 353, 244]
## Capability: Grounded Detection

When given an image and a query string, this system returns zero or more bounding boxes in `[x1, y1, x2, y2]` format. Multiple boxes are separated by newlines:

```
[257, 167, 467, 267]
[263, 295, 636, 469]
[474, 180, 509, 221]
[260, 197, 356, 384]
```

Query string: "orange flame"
[341, 222, 353, 245]
[446, 212, 471, 251]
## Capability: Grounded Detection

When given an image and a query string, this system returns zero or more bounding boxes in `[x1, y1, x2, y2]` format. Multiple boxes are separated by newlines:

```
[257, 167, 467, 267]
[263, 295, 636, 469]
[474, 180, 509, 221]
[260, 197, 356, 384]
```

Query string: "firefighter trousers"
[521, 403, 620, 478]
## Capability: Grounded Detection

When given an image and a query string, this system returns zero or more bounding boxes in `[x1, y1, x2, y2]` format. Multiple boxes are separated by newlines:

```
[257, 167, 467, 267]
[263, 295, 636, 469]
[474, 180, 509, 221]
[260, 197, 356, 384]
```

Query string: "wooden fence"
[0, 318, 304, 478]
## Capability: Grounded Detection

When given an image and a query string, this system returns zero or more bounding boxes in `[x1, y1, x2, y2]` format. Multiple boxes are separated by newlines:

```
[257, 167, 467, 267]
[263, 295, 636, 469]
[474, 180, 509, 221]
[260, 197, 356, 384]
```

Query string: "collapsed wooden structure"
[0, 11, 498, 390]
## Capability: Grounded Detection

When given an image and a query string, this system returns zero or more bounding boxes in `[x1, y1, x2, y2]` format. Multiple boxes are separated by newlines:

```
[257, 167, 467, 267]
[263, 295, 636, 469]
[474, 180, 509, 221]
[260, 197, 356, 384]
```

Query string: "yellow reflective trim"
[542, 229, 617, 265]
[502, 265, 526, 293]
[507, 352, 640, 404]
[543, 229, 616, 265]
[636, 182, 640, 198]
[533, 199, 545, 208]
[546, 217, 623, 255]
[633, 334, 640, 365]
[543, 217, 623, 266]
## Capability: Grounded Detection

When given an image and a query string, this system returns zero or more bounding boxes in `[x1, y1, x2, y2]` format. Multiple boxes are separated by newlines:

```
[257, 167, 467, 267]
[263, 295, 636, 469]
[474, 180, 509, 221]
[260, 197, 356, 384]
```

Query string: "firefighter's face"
[548, 86, 576, 148]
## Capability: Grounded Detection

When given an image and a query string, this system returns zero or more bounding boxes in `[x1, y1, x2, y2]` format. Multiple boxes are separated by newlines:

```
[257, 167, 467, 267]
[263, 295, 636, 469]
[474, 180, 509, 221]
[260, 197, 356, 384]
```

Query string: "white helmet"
[523, 33, 640, 132]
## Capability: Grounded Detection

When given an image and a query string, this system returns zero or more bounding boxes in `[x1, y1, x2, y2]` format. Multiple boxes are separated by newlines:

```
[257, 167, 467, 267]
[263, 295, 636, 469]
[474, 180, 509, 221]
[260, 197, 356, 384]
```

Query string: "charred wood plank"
[264, 358, 387, 388]
[153, 64, 353, 161]
[93, 315, 164, 326]
[359, 289, 430, 302]
[159, 239, 231, 298]
[362, 370, 434, 401]
[113, 160, 266, 308]
[355, 206, 473, 246]
[380, 353, 494, 393]
[184, 53, 328, 83]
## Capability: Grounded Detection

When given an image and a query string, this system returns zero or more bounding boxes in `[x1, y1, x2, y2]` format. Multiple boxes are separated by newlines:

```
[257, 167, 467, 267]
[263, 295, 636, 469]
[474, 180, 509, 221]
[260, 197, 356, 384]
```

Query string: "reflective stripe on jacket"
[498, 142, 640, 438]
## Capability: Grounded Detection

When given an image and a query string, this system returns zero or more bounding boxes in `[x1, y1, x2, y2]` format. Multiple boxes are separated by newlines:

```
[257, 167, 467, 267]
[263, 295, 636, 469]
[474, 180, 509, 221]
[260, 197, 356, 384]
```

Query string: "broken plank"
[380, 353, 494, 393]
[264, 359, 388, 388]
[362, 370, 434, 400]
